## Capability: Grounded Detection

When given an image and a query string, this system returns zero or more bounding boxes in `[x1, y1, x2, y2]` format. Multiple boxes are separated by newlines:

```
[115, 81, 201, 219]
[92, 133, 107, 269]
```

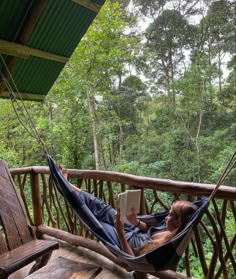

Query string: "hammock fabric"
[47, 155, 208, 273]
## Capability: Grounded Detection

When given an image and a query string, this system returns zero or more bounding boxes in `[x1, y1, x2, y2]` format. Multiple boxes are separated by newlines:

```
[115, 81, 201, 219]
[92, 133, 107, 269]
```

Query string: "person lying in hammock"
[60, 167, 197, 256]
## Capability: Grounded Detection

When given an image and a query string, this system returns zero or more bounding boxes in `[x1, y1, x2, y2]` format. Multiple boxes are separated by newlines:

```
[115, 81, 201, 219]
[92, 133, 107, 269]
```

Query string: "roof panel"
[11, 57, 64, 94]
[0, 0, 105, 101]
[0, 0, 33, 40]
[28, 0, 96, 56]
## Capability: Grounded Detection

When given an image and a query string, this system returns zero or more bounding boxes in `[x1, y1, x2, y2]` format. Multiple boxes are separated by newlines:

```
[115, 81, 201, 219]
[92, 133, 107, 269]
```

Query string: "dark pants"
[78, 190, 121, 246]
[79, 190, 117, 224]
[78, 191, 152, 251]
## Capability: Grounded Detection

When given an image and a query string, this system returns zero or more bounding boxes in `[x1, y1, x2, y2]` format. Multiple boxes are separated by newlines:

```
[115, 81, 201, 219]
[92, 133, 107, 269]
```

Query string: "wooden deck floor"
[8, 237, 135, 279]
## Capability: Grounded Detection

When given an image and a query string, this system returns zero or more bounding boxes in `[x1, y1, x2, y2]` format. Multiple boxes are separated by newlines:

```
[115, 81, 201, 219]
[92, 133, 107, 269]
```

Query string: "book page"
[118, 191, 127, 217]
[118, 190, 141, 217]
[126, 190, 141, 215]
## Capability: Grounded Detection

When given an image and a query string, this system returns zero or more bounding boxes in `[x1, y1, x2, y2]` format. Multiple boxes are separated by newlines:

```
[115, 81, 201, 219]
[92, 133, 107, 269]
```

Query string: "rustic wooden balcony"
[9, 166, 236, 279]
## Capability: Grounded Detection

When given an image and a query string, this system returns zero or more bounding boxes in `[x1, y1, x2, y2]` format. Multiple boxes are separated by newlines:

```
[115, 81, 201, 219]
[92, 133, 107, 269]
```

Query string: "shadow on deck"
[9, 236, 135, 279]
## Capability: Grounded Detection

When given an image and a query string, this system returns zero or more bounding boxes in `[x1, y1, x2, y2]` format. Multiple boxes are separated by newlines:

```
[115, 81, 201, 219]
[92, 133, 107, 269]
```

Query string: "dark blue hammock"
[47, 155, 209, 273]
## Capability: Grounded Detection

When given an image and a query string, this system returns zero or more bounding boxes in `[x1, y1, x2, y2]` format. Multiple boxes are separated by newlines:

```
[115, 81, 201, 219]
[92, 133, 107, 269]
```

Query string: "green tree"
[199, 0, 235, 94]
[67, 1, 142, 169]
[144, 9, 196, 108]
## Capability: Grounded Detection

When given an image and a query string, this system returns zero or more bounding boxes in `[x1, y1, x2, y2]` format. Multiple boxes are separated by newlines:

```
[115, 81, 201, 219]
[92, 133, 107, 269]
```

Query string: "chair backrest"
[0, 160, 33, 255]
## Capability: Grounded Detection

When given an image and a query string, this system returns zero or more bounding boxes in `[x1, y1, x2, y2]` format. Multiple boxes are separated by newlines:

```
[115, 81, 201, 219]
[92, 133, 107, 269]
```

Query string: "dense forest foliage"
[0, 0, 235, 186]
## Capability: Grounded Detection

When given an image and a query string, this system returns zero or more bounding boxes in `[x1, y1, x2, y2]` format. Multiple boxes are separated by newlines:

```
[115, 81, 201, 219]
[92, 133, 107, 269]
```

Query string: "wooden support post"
[30, 172, 43, 226]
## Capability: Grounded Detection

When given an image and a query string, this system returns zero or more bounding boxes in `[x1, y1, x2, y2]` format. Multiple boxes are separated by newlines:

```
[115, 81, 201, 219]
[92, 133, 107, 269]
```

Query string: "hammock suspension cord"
[0, 54, 48, 154]
[208, 150, 236, 202]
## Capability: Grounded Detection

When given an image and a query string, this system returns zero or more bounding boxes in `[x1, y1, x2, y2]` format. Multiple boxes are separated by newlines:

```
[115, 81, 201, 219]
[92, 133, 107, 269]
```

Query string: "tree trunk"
[100, 139, 107, 170]
[118, 121, 124, 162]
[87, 91, 100, 170]
[169, 48, 175, 109]
[217, 44, 222, 95]
[195, 111, 202, 182]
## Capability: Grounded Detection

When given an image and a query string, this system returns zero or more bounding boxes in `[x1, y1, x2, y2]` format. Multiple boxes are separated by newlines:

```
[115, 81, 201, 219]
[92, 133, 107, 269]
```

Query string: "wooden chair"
[0, 160, 59, 279]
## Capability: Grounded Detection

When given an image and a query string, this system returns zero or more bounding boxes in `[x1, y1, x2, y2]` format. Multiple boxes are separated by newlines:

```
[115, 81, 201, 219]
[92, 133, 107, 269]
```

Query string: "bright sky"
[128, 1, 231, 79]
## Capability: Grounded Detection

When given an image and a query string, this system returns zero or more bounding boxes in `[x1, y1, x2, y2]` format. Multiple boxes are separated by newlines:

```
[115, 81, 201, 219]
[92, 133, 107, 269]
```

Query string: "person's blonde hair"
[136, 201, 198, 255]
[171, 200, 198, 227]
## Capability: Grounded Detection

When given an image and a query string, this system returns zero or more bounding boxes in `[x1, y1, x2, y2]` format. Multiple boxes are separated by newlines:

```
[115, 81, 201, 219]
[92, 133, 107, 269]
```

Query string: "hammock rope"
[0, 54, 48, 154]
[1, 73, 38, 140]
[208, 150, 236, 201]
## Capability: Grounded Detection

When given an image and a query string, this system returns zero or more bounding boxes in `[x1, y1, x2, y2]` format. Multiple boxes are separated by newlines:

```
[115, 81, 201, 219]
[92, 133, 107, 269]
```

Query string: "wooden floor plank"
[9, 237, 134, 279]
[25, 256, 102, 279]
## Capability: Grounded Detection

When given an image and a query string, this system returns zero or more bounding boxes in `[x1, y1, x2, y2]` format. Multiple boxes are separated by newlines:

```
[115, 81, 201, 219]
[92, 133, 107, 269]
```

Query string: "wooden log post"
[30, 172, 43, 226]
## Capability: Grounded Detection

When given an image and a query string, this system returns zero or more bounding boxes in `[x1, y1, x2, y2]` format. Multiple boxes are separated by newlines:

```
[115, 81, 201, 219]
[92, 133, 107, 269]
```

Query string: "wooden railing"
[10, 166, 236, 279]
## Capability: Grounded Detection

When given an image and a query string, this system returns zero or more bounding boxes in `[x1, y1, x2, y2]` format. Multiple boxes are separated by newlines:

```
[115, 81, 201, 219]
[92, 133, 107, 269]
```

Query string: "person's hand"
[126, 208, 139, 226]
[114, 208, 124, 234]
[114, 208, 135, 256]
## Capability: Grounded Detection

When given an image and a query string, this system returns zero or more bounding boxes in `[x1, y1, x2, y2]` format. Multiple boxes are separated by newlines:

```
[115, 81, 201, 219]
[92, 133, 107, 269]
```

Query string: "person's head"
[165, 201, 198, 231]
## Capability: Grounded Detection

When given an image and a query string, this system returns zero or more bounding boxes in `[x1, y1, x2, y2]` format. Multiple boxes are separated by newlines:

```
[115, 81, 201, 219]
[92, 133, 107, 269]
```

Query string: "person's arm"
[135, 219, 149, 231]
[126, 208, 149, 232]
[69, 182, 81, 192]
[114, 208, 134, 256]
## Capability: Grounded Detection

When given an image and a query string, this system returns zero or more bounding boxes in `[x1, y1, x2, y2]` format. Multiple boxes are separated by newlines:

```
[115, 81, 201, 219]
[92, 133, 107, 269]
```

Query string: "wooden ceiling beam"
[72, 0, 101, 13]
[0, 90, 45, 102]
[18, 0, 49, 44]
[0, 40, 69, 64]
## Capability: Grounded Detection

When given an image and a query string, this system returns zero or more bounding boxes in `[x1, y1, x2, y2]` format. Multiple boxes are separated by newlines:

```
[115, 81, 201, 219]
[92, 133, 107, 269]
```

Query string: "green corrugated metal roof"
[0, 0, 105, 101]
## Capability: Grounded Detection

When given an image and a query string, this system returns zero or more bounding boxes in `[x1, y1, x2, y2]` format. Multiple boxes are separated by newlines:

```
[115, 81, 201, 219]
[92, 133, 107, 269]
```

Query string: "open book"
[118, 189, 141, 218]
